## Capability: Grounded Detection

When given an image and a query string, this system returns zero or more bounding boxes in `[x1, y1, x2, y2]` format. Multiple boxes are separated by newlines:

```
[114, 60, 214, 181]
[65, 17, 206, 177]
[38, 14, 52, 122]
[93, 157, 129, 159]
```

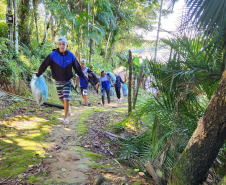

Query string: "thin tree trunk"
[41, 13, 51, 45]
[169, 69, 226, 184]
[87, 0, 90, 62]
[107, 44, 114, 64]
[154, 0, 163, 62]
[133, 73, 137, 101]
[133, 66, 144, 109]
[105, 32, 111, 58]
[14, 0, 18, 54]
[128, 50, 132, 115]
[33, 0, 39, 43]
[7, 0, 13, 51]
[89, 39, 93, 63]
[51, 17, 61, 45]
[89, 5, 95, 64]
[18, 0, 30, 45]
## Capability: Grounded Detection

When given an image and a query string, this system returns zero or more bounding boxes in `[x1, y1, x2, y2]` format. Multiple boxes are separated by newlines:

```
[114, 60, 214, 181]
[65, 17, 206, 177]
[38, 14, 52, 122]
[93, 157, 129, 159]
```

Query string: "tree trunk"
[107, 43, 114, 64]
[33, 0, 39, 43]
[50, 17, 61, 45]
[41, 13, 51, 45]
[18, 0, 30, 45]
[133, 73, 137, 101]
[51, 16, 55, 45]
[89, 39, 93, 63]
[89, 6, 94, 64]
[133, 66, 144, 109]
[7, 0, 13, 51]
[128, 50, 132, 115]
[105, 32, 111, 58]
[169, 69, 226, 185]
[14, 0, 18, 54]
[154, 0, 163, 62]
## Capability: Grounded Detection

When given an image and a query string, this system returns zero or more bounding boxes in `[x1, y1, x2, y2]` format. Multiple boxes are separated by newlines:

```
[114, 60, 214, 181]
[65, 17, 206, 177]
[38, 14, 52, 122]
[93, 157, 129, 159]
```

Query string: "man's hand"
[35, 72, 39, 77]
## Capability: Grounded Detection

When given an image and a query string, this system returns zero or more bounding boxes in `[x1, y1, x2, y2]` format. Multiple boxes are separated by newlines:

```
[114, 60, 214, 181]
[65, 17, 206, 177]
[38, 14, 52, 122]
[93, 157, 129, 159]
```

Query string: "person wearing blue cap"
[36, 36, 88, 124]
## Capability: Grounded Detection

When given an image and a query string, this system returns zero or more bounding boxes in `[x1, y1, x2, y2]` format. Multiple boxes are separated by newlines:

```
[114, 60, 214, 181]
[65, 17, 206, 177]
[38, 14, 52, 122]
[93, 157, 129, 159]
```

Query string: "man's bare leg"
[83, 95, 88, 105]
[61, 100, 70, 119]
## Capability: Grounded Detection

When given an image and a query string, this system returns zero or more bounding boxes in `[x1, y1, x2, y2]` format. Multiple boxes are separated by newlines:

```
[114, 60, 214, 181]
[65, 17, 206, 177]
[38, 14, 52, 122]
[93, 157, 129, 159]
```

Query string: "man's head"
[81, 59, 86, 69]
[57, 36, 67, 53]
[115, 72, 118, 77]
[100, 69, 105, 77]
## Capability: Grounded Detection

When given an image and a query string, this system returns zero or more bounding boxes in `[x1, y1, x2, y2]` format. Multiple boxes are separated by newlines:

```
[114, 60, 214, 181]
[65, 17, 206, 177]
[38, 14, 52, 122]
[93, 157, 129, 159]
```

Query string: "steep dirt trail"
[43, 108, 92, 184]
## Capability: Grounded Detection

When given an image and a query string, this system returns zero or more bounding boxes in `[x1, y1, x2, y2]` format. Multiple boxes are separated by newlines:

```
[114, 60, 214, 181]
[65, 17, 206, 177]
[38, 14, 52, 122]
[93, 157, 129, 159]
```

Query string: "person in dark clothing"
[114, 72, 124, 101]
[36, 36, 87, 124]
[96, 69, 112, 106]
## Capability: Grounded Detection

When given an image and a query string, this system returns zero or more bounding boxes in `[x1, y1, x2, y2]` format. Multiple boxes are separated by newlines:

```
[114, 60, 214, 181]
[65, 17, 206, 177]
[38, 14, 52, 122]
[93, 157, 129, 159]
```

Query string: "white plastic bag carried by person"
[110, 87, 115, 96]
[122, 83, 128, 97]
[30, 74, 48, 105]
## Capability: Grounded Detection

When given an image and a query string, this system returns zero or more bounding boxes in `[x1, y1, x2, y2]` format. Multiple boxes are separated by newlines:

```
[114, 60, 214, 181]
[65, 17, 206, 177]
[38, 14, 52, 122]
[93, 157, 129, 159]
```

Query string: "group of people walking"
[75, 58, 124, 107]
[36, 36, 124, 124]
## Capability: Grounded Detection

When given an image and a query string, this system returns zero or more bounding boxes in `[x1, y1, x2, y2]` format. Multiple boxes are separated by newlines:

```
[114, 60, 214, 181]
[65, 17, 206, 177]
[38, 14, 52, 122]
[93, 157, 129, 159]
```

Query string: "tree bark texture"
[7, 0, 13, 51]
[128, 50, 132, 114]
[89, 39, 93, 63]
[18, 0, 30, 45]
[169, 70, 226, 185]
[133, 73, 137, 102]
[14, 0, 18, 54]
[105, 32, 111, 58]
[107, 43, 114, 64]
[154, 0, 163, 62]
[133, 66, 144, 109]
[41, 13, 51, 45]
[33, 0, 39, 43]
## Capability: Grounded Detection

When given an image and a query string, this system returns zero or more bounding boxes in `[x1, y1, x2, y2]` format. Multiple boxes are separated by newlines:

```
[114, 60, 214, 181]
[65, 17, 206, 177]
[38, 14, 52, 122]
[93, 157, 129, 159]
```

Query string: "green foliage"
[0, 1, 6, 20]
[117, 32, 226, 182]
[185, 0, 226, 45]
[0, 22, 7, 37]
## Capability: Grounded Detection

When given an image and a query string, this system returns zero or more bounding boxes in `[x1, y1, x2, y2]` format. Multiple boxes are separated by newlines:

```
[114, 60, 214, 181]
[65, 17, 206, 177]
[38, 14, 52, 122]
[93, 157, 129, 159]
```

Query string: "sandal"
[63, 118, 69, 125]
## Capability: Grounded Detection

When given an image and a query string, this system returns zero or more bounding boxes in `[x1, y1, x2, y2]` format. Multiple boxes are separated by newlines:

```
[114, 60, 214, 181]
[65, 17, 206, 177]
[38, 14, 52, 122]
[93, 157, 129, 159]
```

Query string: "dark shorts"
[80, 86, 88, 96]
[55, 80, 71, 101]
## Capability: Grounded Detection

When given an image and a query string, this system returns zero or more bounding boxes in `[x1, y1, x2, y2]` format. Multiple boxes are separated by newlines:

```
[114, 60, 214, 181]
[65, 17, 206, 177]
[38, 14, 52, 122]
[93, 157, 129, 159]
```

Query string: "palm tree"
[169, 0, 226, 184]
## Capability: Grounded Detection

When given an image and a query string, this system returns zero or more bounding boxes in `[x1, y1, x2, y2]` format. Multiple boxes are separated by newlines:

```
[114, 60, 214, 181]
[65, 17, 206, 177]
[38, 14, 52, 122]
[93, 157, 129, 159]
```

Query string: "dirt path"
[43, 108, 92, 184]
[0, 93, 154, 184]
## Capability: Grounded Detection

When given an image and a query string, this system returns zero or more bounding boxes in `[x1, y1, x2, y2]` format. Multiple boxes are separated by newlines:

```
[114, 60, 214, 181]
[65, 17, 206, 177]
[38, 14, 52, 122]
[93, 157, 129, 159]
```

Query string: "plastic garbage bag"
[30, 74, 48, 105]
[88, 72, 99, 85]
[122, 83, 128, 97]
[110, 87, 115, 96]
[106, 72, 116, 83]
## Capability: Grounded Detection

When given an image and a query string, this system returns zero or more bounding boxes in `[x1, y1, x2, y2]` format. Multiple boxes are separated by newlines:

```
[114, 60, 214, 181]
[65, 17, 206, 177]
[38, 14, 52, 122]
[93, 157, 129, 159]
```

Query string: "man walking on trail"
[96, 69, 112, 106]
[114, 72, 124, 101]
[75, 59, 91, 107]
[36, 36, 87, 124]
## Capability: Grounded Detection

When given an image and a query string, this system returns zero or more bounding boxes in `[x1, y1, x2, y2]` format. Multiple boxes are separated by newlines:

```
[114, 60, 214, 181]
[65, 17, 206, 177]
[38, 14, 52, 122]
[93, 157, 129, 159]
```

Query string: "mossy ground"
[0, 100, 60, 179]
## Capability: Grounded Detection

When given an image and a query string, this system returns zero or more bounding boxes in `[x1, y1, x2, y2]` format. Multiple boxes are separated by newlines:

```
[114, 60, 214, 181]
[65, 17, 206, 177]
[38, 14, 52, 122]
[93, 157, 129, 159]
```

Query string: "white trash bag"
[30, 74, 48, 105]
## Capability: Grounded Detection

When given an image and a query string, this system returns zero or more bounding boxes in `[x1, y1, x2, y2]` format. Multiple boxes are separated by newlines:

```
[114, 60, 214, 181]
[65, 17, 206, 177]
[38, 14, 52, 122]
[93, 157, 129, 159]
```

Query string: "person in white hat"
[36, 36, 88, 124]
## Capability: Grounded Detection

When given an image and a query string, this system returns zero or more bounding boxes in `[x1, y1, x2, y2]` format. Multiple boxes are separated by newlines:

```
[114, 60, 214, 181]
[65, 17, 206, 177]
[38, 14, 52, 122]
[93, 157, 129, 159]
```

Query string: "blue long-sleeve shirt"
[115, 76, 124, 88]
